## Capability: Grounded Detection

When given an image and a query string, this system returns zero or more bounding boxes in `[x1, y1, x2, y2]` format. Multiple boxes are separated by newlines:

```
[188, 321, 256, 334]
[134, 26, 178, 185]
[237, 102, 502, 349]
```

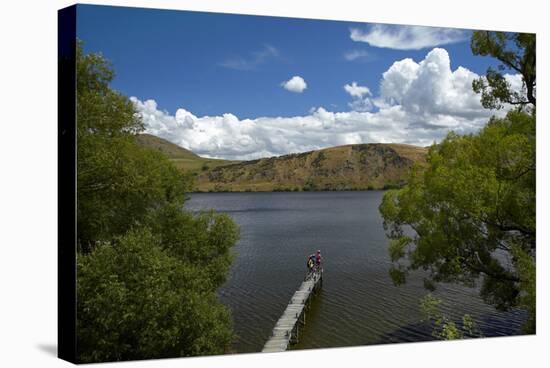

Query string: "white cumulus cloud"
[281, 76, 307, 93]
[133, 48, 515, 161]
[344, 82, 371, 98]
[380, 48, 493, 126]
[350, 24, 469, 50]
[344, 82, 373, 112]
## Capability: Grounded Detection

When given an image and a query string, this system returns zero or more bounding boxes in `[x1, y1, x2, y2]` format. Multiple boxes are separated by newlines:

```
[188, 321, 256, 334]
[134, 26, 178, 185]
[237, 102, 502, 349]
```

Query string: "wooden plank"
[283, 309, 304, 315]
[274, 324, 294, 329]
[262, 335, 290, 352]
[271, 330, 291, 336]
[262, 346, 287, 353]
[262, 343, 289, 352]
[284, 305, 304, 311]
[265, 334, 290, 342]
[265, 337, 289, 344]
[279, 314, 298, 320]
[263, 343, 287, 348]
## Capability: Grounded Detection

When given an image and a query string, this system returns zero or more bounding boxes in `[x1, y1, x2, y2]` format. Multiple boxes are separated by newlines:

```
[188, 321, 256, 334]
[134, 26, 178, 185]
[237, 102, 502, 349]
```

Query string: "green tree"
[76, 42, 193, 251]
[471, 31, 536, 109]
[77, 227, 235, 362]
[380, 31, 535, 333]
[75, 41, 240, 361]
[149, 205, 239, 290]
[380, 111, 535, 318]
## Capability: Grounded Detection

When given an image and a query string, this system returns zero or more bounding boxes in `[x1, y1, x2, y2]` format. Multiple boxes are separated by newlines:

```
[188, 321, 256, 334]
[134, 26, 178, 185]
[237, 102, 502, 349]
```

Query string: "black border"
[58, 4, 77, 364]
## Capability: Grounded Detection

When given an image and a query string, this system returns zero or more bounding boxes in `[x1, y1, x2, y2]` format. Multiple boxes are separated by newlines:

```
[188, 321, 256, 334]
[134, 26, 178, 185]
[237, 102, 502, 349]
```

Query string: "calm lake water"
[186, 191, 526, 353]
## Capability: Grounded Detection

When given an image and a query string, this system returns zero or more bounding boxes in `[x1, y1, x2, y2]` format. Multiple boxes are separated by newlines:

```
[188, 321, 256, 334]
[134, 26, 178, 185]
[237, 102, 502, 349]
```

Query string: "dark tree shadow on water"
[375, 309, 529, 345]
[375, 321, 434, 345]
[36, 344, 57, 357]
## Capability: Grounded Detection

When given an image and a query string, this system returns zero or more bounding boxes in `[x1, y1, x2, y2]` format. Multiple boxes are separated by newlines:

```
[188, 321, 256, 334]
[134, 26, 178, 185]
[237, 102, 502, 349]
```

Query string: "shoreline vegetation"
[191, 185, 404, 193]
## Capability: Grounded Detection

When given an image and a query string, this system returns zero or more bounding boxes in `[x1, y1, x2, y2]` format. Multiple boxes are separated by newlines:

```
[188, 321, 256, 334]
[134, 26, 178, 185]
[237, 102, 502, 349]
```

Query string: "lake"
[185, 191, 526, 353]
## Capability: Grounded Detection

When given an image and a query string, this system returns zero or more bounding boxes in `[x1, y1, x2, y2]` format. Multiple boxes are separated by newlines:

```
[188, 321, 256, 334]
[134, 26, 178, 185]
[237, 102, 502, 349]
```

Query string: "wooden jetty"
[262, 268, 323, 353]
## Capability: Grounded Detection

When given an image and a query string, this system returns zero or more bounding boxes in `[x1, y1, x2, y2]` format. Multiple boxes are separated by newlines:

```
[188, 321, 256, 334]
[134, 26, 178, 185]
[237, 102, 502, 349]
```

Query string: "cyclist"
[315, 250, 322, 270]
[307, 254, 314, 270]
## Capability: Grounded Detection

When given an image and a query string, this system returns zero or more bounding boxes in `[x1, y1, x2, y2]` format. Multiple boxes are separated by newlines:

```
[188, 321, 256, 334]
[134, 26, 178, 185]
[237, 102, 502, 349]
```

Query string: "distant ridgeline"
[136, 133, 428, 192]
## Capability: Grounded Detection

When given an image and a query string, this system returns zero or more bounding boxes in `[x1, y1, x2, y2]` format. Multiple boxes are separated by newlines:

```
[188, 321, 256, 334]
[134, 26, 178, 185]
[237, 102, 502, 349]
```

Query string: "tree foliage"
[420, 294, 483, 340]
[75, 41, 239, 362]
[380, 31, 536, 334]
[76, 42, 195, 250]
[77, 228, 235, 362]
[380, 110, 535, 330]
[471, 31, 536, 109]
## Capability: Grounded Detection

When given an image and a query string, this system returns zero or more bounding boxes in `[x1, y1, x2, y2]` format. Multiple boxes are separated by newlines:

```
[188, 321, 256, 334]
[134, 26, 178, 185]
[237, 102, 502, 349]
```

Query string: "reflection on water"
[185, 191, 527, 353]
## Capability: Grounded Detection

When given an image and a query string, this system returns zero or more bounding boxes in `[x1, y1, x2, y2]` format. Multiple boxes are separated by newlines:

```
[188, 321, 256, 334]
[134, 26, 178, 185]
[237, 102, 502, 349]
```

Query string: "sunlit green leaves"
[77, 228, 235, 362]
[380, 109, 535, 332]
[389, 236, 411, 262]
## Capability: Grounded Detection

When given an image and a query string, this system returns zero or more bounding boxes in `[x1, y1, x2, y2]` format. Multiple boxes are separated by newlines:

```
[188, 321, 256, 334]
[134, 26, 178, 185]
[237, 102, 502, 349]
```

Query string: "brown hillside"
[196, 143, 427, 192]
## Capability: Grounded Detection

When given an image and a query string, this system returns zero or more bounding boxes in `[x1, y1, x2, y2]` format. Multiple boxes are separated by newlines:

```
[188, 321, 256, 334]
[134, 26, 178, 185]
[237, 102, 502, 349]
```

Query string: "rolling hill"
[195, 143, 428, 192]
[135, 133, 240, 173]
[136, 133, 428, 192]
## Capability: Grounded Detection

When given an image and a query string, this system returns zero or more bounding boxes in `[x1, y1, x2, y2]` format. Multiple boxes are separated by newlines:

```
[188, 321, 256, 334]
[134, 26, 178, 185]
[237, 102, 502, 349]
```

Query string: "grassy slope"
[136, 133, 428, 192]
[196, 143, 428, 192]
[135, 134, 240, 173]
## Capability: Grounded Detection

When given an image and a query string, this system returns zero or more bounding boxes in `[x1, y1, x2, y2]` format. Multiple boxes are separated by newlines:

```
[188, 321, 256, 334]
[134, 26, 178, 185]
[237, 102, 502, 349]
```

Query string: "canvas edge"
[58, 4, 77, 364]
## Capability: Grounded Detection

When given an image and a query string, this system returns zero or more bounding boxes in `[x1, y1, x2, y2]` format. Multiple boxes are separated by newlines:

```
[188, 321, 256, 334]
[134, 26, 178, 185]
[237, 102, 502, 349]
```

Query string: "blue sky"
[76, 4, 513, 160]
